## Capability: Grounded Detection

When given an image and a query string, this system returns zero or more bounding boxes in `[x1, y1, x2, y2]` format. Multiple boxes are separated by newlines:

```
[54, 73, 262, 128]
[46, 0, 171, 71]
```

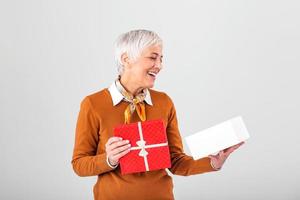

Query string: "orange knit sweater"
[71, 88, 216, 200]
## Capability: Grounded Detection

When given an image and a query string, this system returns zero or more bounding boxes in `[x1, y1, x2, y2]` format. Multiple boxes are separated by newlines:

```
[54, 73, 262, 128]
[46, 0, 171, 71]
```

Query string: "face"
[122, 44, 163, 89]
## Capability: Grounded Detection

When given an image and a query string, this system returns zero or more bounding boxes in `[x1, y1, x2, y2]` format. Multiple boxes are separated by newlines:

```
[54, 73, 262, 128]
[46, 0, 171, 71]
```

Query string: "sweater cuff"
[210, 159, 221, 171]
[106, 156, 119, 169]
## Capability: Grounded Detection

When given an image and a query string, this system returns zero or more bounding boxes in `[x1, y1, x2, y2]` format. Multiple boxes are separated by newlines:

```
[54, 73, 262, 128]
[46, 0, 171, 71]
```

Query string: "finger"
[229, 143, 244, 152]
[111, 143, 131, 156]
[108, 140, 130, 151]
[112, 148, 131, 160]
[107, 145, 130, 161]
[223, 146, 234, 153]
[106, 137, 122, 147]
[220, 150, 231, 159]
[224, 142, 243, 153]
[233, 142, 244, 148]
[224, 148, 235, 156]
[226, 144, 242, 156]
[219, 150, 225, 157]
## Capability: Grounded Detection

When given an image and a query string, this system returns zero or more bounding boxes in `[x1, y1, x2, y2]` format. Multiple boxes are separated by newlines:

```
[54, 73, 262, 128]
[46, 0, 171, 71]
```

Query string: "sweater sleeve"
[71, 97, 115, 177]
[165, 95, 217, 176]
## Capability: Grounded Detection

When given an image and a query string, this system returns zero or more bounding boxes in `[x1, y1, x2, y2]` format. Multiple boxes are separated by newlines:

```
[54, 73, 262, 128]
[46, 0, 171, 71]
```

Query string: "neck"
[119, 75, 143, 96]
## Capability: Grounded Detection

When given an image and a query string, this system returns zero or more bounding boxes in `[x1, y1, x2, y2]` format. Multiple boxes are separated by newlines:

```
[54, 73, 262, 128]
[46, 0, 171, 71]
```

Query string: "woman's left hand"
[208, 142, 245, 170]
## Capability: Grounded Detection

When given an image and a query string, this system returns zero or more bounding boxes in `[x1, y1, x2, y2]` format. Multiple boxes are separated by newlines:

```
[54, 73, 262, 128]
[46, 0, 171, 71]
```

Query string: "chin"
[144, 82, 155, 89]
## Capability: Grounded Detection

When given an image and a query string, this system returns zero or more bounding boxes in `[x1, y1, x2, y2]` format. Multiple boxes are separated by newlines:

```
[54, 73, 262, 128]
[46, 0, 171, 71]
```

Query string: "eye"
[146, 56, 163, 63]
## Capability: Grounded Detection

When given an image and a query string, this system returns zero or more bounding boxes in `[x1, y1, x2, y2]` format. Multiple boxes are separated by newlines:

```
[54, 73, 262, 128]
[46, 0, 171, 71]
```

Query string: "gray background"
[1, 0, 299, 199]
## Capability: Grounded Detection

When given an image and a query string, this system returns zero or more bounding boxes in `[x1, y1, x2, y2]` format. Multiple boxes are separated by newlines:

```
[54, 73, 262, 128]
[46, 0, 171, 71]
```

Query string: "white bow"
[136, 140, 149, 157]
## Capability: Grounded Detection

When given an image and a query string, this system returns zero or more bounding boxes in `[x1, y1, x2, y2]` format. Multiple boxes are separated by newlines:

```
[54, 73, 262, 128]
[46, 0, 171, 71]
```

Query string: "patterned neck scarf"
[115, 78, 147, 124]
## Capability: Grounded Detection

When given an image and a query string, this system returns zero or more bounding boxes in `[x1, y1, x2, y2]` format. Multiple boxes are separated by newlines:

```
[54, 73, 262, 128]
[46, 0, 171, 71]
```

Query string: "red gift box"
[114, 119, 171, 175]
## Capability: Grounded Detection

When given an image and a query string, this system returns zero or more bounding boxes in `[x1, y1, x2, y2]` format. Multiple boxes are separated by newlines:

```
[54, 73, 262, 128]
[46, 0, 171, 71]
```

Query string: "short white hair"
[114, 29, 163, 75]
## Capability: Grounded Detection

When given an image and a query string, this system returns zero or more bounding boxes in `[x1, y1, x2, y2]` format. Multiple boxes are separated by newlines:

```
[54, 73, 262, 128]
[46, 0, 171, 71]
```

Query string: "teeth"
[148, 72, 157, 77]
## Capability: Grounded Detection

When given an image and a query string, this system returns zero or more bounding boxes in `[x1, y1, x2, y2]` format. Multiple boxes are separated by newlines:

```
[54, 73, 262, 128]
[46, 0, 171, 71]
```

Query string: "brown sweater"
[71, 88, 216, 200]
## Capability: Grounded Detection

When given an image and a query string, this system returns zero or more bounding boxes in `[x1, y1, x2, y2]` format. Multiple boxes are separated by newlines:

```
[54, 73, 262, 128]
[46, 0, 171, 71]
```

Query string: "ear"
[121, 52, 131, 68]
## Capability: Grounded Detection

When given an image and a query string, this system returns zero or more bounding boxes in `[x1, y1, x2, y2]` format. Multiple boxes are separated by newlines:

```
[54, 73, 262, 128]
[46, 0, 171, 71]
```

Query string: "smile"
[147, 72, 157, 77]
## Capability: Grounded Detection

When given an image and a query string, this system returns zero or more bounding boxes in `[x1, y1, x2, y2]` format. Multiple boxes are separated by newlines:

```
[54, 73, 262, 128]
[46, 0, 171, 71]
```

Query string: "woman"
[71, 29, 243, 200]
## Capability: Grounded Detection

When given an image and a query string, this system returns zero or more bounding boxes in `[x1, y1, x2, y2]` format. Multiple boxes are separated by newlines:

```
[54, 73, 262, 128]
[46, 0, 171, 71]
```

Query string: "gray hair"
[114, 29, 163, 75]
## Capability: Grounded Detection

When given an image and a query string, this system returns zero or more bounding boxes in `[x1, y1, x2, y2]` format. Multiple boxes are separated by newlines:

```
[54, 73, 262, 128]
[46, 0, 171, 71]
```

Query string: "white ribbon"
[130, 122, 168, 171]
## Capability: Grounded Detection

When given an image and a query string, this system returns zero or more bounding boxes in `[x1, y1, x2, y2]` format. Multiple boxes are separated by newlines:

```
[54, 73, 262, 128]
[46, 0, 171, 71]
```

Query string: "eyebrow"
[151, 53, 163, 58]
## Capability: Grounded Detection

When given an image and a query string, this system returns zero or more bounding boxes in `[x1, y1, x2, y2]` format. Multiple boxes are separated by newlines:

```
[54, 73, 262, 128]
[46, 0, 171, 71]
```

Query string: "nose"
[154, 58, 163, 70]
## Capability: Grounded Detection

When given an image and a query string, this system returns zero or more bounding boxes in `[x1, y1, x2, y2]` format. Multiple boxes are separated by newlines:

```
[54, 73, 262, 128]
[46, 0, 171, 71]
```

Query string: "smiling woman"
[115, 30, 163, 93]
[119, 44, 163, 93]
[71, 29, 243, 200]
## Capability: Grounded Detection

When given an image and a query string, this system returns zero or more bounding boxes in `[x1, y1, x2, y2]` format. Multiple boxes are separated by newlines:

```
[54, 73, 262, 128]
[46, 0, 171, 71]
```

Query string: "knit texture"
[71, 88, 216, 200]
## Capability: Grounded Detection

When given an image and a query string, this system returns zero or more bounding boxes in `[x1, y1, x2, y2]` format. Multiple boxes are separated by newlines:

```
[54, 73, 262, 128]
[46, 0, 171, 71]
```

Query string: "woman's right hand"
[105, 137, 131, 166]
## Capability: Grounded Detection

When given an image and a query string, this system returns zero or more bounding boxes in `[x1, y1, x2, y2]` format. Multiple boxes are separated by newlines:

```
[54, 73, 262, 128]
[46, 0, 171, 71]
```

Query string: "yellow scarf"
[115, 79, 147, 124]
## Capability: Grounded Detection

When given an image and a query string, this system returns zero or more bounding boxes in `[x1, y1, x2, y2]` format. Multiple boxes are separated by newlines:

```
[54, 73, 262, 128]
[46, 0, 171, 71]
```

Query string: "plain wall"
[1, 0, 299, 199]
